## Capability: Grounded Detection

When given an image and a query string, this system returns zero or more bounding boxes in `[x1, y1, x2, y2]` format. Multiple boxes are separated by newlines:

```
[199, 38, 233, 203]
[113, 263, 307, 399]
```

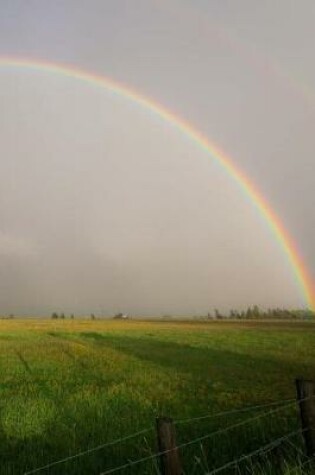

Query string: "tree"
[246, 307, 253, 319]
[214, 309, 222, 319]
[51, 312, 58, 319]
[252, 305, 260, 318]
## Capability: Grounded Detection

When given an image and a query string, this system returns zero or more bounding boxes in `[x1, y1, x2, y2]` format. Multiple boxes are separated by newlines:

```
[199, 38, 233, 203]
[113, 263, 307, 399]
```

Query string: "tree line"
[208, 306, 314, 320]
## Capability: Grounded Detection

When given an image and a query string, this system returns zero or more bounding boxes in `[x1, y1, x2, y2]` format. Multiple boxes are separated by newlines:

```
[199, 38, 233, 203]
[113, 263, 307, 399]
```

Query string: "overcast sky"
[0, 0, 314, 315]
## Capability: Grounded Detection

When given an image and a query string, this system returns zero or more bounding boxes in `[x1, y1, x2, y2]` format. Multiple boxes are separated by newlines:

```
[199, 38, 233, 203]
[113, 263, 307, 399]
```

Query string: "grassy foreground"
[0, 319, 314, 474]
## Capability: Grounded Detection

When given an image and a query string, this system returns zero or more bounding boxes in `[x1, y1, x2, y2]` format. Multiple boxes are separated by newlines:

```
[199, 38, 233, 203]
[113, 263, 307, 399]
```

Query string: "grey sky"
[0, 0, 314, 315]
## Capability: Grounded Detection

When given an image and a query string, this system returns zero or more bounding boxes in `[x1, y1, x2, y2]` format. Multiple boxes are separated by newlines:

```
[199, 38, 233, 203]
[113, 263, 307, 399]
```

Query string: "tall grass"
[0, 319, 314, 474]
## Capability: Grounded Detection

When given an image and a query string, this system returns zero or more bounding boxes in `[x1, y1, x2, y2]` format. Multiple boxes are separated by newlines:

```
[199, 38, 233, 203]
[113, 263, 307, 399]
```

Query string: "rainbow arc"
[0, 57, 314, 309]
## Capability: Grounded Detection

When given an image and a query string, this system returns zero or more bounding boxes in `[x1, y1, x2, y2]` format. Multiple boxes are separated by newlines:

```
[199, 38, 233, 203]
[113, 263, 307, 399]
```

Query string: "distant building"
[113, 313, 129, 320]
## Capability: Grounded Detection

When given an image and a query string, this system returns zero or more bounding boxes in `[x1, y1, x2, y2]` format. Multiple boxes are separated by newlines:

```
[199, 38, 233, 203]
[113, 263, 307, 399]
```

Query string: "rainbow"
[0, 56, 314, 310]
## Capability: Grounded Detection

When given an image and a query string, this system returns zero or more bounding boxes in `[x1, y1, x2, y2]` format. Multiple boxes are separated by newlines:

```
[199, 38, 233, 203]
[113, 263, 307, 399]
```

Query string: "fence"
[24, 379, 315, 475]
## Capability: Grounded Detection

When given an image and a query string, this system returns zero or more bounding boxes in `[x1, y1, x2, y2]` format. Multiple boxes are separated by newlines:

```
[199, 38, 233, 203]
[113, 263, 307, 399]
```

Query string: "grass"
[0, 318, 314, 474]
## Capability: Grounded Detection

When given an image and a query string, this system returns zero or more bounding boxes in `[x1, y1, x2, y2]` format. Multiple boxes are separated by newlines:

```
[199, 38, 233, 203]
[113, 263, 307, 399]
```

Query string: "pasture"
[0, 318, 314, 474]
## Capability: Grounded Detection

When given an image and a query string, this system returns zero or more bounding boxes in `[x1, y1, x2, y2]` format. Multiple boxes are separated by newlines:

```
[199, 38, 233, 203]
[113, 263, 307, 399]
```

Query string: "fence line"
[23, 428, 152, 475]
[175, 397, 297, 425]
[24, 394, 314, 475]
[100, 398, 304, 475]
[206, 429, 306, 474]
[287, 454, 314, 474]
[285, 437, 308, 459]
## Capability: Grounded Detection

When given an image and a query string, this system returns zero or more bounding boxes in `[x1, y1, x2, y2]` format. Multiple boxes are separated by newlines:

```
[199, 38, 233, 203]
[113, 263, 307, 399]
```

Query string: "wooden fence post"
[156, 417, 182, 475]
[296, 379, 315, 459]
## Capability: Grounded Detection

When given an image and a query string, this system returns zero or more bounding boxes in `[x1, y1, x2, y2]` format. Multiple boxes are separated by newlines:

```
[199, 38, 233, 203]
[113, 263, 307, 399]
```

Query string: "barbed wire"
[206, 429, 306, 474]
[23, 428, 152, 475]
[100, 398, 305, 475]
[175, 397, 297, 425]
[24, 394, 314, 475]
[286, 455, 315, 474]
[285, 438, 308, 459]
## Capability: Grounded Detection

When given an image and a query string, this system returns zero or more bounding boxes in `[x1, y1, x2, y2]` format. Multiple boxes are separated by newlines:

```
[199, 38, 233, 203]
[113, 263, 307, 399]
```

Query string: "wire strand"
[175, 398, 297, 425]
[287, 455, 315, 474]
[23, 428, 151, 475]
[206, 429, 306, 474]
[25, 394, 314, 475]
[100, 398, 304, 475]
[285, 438, 308, 459]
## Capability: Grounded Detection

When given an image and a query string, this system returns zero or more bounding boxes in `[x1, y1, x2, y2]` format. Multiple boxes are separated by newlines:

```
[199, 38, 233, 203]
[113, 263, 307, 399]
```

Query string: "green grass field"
[0, 319, 314, 474]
